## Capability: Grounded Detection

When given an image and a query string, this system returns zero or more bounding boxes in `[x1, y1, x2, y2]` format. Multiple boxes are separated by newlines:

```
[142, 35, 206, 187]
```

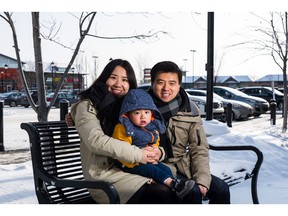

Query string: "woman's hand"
[140, 148, 159, 164]
[65, 113, 75, 127]
[145, 146, 161, 161]
[142, 146, 161, 164]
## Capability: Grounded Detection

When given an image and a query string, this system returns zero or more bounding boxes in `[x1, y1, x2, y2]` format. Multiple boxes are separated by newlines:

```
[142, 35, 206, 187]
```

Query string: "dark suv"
[239, 86, 284, 110]
[213, 86, 270, 117]
[0, 92, 22, 107]
[21, 90, 38, 108]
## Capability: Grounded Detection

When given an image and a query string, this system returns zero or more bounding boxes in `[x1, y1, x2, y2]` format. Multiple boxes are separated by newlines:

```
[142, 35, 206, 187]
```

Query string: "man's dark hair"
[150, 61, 183, 84]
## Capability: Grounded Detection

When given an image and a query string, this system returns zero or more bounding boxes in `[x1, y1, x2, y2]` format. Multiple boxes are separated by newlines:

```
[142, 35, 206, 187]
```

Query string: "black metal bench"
[21, 121, 120, 204]
[21, 120, 263, 204]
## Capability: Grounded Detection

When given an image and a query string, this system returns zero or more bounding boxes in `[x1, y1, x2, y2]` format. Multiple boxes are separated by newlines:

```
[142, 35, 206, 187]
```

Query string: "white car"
[186, 93, 224, 119]
[137, 83, 151, 91]
[185, 89, 254, 121]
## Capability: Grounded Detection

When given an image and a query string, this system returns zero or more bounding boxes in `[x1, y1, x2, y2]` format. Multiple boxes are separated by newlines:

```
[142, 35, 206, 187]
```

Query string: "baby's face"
[128, 109, 152, 127]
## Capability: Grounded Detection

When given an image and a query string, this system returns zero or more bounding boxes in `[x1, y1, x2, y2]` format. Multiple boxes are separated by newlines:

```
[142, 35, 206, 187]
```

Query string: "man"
[146, 61, 230, 204]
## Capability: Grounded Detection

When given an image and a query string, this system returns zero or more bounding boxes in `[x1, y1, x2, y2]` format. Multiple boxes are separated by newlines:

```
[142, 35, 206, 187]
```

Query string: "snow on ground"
[0, 107, 60, 204]
[0, 106, 288, 209]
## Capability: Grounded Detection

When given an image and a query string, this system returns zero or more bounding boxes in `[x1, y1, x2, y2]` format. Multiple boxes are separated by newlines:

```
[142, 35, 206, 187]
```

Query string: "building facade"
[0, 54, 23, 93]
[0, 53, 86, 93]
[141, 67, 287, 89]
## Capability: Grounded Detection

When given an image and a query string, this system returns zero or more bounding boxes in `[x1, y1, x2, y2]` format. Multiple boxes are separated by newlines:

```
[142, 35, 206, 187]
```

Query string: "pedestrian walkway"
[0, 149, 31, 165]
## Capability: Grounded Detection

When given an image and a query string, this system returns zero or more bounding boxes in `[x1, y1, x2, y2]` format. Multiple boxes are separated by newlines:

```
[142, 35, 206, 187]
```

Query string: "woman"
[69, 59, 178, 204]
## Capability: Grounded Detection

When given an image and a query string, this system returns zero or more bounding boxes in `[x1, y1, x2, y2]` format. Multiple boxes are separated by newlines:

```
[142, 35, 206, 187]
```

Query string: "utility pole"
[206, 12, 214, 121]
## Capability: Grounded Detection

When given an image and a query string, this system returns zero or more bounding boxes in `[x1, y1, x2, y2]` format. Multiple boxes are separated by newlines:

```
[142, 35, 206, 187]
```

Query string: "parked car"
[137, 83, 151, 91]
[213, 86, 270, 117]
[46, 92, 78, 108]
[185, 92, 224, 119]
[21, 90, 38, 108]
[277, 87, 284, 93]
[185, 89, 254, 121]
[0, 92, 22, 107]
[238, 86, 284, 110]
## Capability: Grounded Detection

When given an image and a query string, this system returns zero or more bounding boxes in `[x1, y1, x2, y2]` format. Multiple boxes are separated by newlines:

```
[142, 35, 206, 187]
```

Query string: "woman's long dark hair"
[77, 59, 137, 135]
[79, 59, 137, 99]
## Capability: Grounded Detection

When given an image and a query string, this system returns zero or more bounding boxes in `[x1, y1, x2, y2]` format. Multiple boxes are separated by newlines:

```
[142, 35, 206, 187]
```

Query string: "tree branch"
[86, 30, 168, 40]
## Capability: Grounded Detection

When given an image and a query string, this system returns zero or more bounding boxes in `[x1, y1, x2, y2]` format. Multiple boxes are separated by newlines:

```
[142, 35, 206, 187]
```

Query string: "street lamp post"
[4, 64, 8, 92]
[190, 50, 196, 88]
[71, 67, 75, 92]
[183, 59, 187, 84]
[50, 62, 55, 92]
[1, 71, 3, 93]
[78, 69, 81, 90]
[92, 56, 98, 78]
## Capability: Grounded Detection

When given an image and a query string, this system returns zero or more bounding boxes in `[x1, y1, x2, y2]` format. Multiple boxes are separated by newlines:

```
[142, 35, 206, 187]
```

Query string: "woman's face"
[106, 65, 130, 97]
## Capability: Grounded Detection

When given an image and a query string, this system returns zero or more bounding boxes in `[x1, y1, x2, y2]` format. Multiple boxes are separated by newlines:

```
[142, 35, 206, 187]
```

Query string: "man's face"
[151, 72, 180, 103]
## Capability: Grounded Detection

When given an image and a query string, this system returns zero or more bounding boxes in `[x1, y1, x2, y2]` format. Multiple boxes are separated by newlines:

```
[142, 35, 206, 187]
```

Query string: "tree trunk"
[32, 12, 49, 121]
[282, 69, 287, 132]
[282, 12, 288, 132]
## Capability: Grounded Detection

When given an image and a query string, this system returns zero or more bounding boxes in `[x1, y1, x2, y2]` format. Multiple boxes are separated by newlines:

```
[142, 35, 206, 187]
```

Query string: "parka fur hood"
[119, 89, 166, 136]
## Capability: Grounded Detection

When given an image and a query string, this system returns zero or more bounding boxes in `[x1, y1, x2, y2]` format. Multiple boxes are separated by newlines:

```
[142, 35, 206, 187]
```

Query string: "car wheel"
[218, 113, 226, 122]
[24, 105, 29, 108]
[10, 101, 17, 107]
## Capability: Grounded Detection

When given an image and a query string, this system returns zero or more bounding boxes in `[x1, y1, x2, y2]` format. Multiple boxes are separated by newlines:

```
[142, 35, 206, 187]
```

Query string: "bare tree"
[1, 12, 167, 122]
[253, 12, 288, 132]
[228, 12, 288, 132]
[270, 12, 288, 132]
[214, 51, 226, 84]
[0, 12, 97, 121]
[134, 54, 151, 82]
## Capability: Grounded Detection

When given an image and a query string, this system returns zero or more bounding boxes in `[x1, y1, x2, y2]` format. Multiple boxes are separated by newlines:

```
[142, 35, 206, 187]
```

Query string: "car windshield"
[186, 89, 225, 101]
[223, 87, 249, 96]
[263, 87, 284, 95]
[213, 93, 225, 100]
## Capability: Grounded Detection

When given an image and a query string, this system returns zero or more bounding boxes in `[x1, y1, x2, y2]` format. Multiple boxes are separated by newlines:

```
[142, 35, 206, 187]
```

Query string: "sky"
[1, 106, 288, 215]
[1, 1, 287, 85]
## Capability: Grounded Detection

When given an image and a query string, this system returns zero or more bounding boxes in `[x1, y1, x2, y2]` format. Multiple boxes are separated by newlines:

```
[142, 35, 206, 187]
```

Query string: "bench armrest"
[209, 144, 263, 204]
[36, 165, 120, 204]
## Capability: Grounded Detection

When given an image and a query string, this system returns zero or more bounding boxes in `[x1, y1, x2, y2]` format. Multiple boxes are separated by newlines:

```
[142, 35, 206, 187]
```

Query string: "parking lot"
[1, 106, 284, 152]
[1, 106, 62, 151]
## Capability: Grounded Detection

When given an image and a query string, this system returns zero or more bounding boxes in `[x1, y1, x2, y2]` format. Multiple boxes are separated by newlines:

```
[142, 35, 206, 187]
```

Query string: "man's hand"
[198, 185, 208, 198]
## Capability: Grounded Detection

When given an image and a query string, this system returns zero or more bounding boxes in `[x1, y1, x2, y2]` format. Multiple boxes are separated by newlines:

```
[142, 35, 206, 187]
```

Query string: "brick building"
[0, 53, 86, 93]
